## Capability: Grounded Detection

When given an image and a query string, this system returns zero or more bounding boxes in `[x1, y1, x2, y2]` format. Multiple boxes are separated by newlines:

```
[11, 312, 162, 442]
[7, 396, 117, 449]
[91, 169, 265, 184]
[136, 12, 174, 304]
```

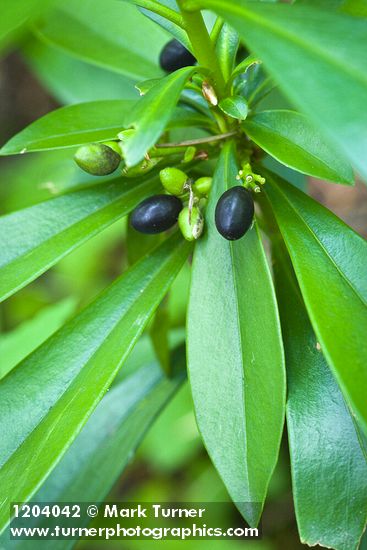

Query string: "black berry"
[131, 195, 183, 234]
[159, 39, 196, 73]
[215, 186, 254, 241]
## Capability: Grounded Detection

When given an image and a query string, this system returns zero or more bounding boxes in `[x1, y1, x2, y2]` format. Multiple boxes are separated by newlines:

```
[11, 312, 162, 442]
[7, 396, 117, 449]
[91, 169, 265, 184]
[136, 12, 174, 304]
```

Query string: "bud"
[192, 176, 212, 197]
[178, 205, 204, 241]
[202, 81, 218, 106]
[159, 167, 188, 196]
[74, 143, 121, 176]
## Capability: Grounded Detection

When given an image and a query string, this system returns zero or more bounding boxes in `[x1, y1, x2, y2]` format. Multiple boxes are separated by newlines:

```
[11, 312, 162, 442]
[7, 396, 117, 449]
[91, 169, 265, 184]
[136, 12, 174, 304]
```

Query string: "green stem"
[132, 0, 185, 28]
[177, 0, 226, 96]
[156, 131, 237, 148]
[210, 16, 224, 44]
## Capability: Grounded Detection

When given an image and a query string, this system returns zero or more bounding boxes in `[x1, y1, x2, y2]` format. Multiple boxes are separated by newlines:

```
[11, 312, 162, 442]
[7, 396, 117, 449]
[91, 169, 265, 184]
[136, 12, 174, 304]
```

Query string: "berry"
[159, 167, 188, 196]
[192, 176, 212, 197]
[178, 205, 204, 241]
[74, 143, 121, 176]
[131, 195, 183, 234]
[215, 186, 254, 241]
[159, 39, 196, 73]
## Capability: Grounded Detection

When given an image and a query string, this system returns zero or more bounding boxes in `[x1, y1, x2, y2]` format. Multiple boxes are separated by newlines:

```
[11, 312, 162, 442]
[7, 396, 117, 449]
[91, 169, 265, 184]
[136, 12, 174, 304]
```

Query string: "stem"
[132, 0, 185, 28]
[156, 131, 237, 148]
[177, 0, 226, 96]
[210, 16, 224, 44]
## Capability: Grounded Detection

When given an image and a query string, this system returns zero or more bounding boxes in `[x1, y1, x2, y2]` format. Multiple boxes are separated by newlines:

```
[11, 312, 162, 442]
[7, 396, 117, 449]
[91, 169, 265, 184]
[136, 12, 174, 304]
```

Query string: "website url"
[11, 523, 259, 540]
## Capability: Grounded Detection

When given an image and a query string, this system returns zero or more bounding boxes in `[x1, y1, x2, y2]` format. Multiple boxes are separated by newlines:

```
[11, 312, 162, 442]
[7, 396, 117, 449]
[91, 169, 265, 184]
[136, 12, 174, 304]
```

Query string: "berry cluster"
[131, 167, 255, 242]
[72, 39, 263, 242]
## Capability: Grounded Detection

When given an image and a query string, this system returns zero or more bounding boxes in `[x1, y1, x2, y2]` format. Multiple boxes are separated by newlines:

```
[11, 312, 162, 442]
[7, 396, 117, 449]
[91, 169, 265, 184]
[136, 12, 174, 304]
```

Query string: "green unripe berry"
[192, 176, 212, 197]
[178, 205, 204, 241]
[160, 167, 188, 196]
[183, 146, 196, 163]
[74, 143, 121, 176]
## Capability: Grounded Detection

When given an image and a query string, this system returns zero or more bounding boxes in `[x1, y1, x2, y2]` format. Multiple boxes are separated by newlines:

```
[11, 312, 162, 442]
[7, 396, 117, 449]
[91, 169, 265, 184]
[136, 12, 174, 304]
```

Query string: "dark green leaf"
[0, 176, 160, 302]
[244, 110, 354, 184]
[188, 0, 367, 180]
[0, 100, 135, 155]
[187, 143, 286, 526]
[34, 0, 167, 80]
[0, 234, 191, 532]
[150, 298, 171, 375]
[122, 66, 196, 166]
[265, 169, 367, 433]
[273, 240, 367, 550]
[1, 345, 185, 548]
[219, 95, 248, 120]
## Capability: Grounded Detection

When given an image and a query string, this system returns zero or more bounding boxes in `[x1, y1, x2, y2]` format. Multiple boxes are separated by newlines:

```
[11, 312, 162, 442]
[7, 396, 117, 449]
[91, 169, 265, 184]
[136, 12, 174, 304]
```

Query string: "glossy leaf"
[187, 0, 367, 180]
[219, 95, 248, 120]
[34, 0, 167, 80]
[0, 100, 135, 155]
[1, 345, 185, 547]
[150, 298, 171, 375]
[0, 176, 160, 302]
[129, 0, 192, 50]
[244, 110, 353, 184]
[274, 241, 367, 550]
[23, 39, 138, 104]
[122, 66, 196, 166]
[187, 143, 286, 526]
[0, 234, 191, 532]
[216, 23, 239, 82]
[0, 298, 76, 380]
[265, 169, 367, 433]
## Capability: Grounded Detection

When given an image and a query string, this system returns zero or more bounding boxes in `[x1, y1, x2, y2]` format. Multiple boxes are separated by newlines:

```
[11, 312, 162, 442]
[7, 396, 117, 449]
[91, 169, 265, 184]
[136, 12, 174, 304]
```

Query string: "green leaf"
[343, 0, 367, 16]
[0, 100, 135, 155]
[1, 344, 185, 546]
[273, 241, 367, 550]
[0, 175, 160, 302]
[187, 143, 286, 526]
[128, 0, 192, 51]
[23, 39, 138, 104]
[264, 169, 367, 433]
[0, 298, 76, 380]
[122, 66, 196, 166]
[34, 0, 167, 80]
[216, 23, 239, 82]
[244, 110, 354, 184]
[229, 54, 260, 85]
[188, 0, 367, 180]
[219, 95, 248, 120]
[150, 298, 171, 375]
[0, 234, 191, 532]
